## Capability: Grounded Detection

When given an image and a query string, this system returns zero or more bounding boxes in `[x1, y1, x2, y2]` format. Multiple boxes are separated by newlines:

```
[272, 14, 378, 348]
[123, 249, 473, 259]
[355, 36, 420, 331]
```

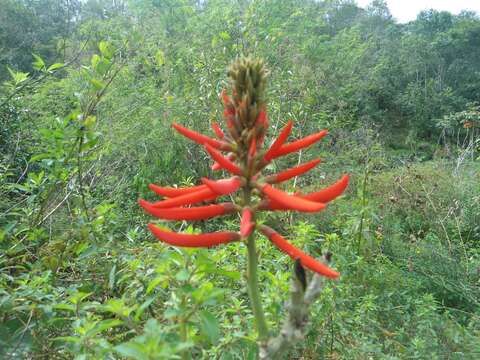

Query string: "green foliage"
[1, 0, 480, 359]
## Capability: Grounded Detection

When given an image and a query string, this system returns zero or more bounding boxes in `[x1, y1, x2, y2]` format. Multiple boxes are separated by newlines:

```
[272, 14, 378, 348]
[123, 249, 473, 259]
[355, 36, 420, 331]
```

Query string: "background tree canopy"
[1, 1, 479, 359]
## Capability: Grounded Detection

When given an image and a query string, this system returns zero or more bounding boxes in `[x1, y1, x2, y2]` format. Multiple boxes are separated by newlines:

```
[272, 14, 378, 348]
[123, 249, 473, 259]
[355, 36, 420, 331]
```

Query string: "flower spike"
[148, 224, 240, 247]
[141, 58, 348, 292]
[259, 225, 339, 279]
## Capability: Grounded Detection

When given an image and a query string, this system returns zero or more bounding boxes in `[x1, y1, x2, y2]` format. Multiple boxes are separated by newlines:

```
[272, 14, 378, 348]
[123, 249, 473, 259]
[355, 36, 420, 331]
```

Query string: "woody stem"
[245, 186, 269, 340]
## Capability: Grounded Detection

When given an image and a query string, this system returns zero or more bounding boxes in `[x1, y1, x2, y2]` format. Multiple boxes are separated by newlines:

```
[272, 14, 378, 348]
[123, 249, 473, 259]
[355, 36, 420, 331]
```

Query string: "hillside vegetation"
[1, 1, 479, 359]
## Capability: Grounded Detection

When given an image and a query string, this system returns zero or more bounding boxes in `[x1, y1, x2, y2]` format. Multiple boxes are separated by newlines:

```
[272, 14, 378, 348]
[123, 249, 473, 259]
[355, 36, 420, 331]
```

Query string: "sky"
[355, 0, 480, 23]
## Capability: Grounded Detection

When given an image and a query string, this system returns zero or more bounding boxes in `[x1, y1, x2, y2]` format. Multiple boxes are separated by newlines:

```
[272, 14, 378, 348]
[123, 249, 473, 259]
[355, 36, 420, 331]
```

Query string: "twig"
[259, 254, 332, 359]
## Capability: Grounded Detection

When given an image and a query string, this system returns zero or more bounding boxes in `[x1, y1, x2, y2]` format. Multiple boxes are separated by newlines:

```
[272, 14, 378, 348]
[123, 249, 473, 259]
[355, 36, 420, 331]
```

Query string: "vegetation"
[1, 0, 479, 359]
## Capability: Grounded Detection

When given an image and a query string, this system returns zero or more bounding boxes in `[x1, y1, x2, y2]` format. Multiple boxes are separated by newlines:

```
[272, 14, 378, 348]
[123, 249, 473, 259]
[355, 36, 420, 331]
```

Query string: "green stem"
[246, 231, 269, 340]
[242, 180, 269, 340]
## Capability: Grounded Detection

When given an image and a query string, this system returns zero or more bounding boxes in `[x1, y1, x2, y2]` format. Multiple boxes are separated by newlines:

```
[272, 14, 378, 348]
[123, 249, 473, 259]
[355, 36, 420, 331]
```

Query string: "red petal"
[267, 159, 321, 184]
[264, 120, 293, 161]
[211, 153, 236, 171]
[148, 224, 240, 247]
[259, 225, 339, 279]
[211, 162, 222, 171]
[172, 123, 229, 150]
[270, 130, 328, 159]
[240, 208, 254, 238]
[249, 137, 257, 157]
[261, 184, 326, 212]
[201, 177, 241, 195]
[150, 187, 218, 208]
[139, 200, 235, 220]
[301, 175, 349, 203]
[149, 183, 207, 198]
[205, 144, 242, 175]
[256, 110, 268, 127]
[221, 89, 231, 106]
[211, 122, 225, 139]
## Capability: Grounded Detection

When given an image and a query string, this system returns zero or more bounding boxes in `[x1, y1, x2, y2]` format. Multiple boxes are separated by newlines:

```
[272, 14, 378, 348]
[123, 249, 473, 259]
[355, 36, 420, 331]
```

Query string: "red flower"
[148, 224, 240, 247]
[264, 120, 293, 161]
[204, 144, 242, 175]
[266, 159, 321, 184]
[201, 177, 242, 195]
[300, 175, 350, 203]
[139, 200, 235, 220]
[211, 122, 225, 139]
[259, 225, 339, 279]
[240, 208, 254, 238]
[269, 130, 328, 159]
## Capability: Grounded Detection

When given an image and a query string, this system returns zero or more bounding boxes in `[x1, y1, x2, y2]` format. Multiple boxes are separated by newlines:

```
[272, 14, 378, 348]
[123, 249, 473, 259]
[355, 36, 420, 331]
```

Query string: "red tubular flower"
[172, 123, 230, 150]
[259, 225, 339, 279]
[150, 187, 218, 208]
[211, 162, 222, 171]
[256, 110, 268, 128]
[211, 153, 236, 171]
[221, 89, 232, 107]
[140, 200, 235, 220]
[240, 208, 254, 238]
[148, 224, 240, 247]
[211, 122, 225, 139]
[266, 159, 321, 184]
[261, 184, 326, 212]
[204, 144, 242, 175]
[149, 183, 207, 198]
[269, 130, 328, 160]
[301, 175, 349, 203]
[264, 120, 293, 161]
[201, 177, 242, 195]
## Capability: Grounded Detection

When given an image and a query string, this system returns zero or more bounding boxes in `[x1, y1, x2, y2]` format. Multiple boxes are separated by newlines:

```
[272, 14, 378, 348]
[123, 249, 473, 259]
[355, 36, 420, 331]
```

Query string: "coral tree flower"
[139, 57, 349, 278]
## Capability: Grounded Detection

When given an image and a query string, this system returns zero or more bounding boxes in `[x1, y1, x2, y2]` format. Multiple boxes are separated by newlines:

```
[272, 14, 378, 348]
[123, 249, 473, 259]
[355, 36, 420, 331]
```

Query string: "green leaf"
[155, 50, 165, 67]
[32, 53, 45, 71]
[54, 336, 81, 343]
[109, 264, 116, 290]
[91, 54, 101, 70]
[47, 63, 64, 72]
[7, 67, 29, 85]
[84, 115, 96, 128]
[114, 343, 147, 360]
[90, 78, 105, 90]
[53, 303, 76, 312]
[219, 31, 231, 41]
[198, 310, 220, 344]
[99, 41, 114, 60]
[135, 296, 156, 320]
[87, 319, 123, 337]
[146, 275, 167, 294]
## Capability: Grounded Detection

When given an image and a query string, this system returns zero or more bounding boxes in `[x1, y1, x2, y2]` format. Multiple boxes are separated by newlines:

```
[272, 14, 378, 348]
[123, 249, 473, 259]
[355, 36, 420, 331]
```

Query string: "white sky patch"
[355, 0, 480, 23]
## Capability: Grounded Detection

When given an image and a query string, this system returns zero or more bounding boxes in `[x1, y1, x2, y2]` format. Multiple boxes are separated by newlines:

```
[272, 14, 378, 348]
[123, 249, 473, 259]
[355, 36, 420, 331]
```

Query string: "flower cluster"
[139, 58, 348, 279]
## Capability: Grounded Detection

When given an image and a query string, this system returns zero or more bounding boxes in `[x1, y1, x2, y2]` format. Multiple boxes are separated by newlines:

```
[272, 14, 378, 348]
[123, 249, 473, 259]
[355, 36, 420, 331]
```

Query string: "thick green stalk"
[244, 185, 269, 340]
[246, 231, 269, 340]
